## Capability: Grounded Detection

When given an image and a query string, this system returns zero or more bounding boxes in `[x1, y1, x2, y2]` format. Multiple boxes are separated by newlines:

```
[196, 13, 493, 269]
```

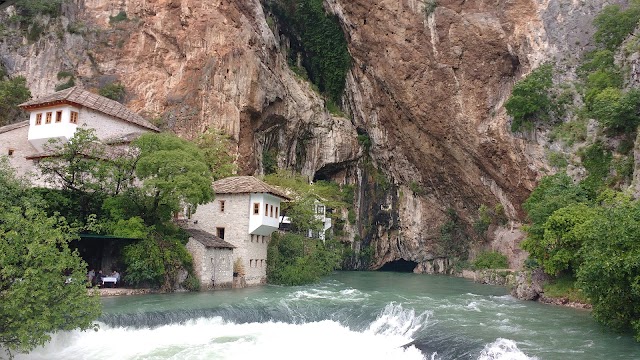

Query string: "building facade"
[185, 229, 235, 290]
[0, 86, 159, 180]
[191, 176, 290, 286]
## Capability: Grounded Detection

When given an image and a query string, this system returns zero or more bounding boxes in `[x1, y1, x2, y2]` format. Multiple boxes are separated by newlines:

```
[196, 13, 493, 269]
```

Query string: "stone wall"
[191, 193, 269, 286]
[0, 122, 37, 173]
[186, 238, 233, 290]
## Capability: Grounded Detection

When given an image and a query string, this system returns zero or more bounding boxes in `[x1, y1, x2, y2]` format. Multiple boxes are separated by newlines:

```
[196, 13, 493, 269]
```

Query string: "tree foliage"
[266, 0, 351, 103]
[266, 232, 341, 285]
[576, 198, 640, 340]
[0, 70, 31, 127]
[134, 133, 213, 223]
[591, 88, 640, 132]
[98, 82, 126, 103]
[593, 1, 640, 50]
[473, 251, 508, 270]
[0, 158, 101, 356]
[505, 64, 554, 132]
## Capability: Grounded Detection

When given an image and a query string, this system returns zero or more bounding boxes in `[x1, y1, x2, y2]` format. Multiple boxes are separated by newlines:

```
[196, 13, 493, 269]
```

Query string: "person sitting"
[95, 270, 104, 287]
[111, 270, 120, 287]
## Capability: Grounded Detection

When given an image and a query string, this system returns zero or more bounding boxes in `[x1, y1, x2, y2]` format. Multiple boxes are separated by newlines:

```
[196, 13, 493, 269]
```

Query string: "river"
[17, 272, 640, 359]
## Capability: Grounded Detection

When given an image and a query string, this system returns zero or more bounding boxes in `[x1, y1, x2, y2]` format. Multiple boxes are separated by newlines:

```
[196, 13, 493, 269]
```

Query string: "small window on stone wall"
[7, 149, 14, 157]
[219, 200, 225, 212]
[216, 227, 225, 239]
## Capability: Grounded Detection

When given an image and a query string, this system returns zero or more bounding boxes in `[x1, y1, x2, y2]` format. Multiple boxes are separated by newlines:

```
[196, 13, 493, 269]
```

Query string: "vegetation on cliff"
[517, 1, 640, 340]
[0, 67, 30, 127]
[0, 158, 101, 356]
[264, 0, 351, 104]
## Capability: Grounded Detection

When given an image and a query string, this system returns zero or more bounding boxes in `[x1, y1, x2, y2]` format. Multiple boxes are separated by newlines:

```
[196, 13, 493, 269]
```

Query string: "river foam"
[16, 304, 427, 360]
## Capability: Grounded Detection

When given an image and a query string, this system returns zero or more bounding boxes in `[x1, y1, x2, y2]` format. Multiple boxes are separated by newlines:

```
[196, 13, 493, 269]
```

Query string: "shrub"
[99, 82, 126, 102]
[109, 11, 128, 24]
[0, 74, 31, 127]
[580, 142, 612, 196]
[593, 3, 640, 50]
[591, 88, 640, 133]
[505, 64, 554, 132]
[473, 251, 508, 269]
[423, 0, 437, 16]
[182, 273, 201, 292]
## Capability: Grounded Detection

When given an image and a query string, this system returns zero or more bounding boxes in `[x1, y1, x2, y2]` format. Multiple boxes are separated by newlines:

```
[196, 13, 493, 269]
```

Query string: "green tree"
[267, 232, 340, 285]
[98, 82, 126, 103]
[591, 88, 640, 133]
[593, 2, 640, 50]
[133, 132, 213, 224]
[576, 197, 640, 340]
[505, 64, 554, 132]
[521, 173, 590, 260]
[539, 203, 597, 275]
[0, 71, 31, 127]
[0, 158, 101, 356]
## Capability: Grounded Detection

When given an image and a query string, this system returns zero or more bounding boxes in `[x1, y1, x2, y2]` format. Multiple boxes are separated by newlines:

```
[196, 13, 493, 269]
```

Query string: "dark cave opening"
[378, 259, 418, 272]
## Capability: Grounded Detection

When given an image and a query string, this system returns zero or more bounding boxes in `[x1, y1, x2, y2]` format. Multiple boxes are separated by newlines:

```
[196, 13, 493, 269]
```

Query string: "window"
[216, 227, 225, 239]
[55, 111, 62, 123]
[45, 112, 52, 124]
[7, 149, 14, 157]
[265, 203, 268, 215]
[316, 205, 325, 215]
[35, 113, 42, 125]
[270, 205, 274, 217]
[219, 200, 225, 213]
[253, 203, 260, 215]
[275, 207, 279, 218]
[250, 259, 253, 268]
[70, 111, 78, 124]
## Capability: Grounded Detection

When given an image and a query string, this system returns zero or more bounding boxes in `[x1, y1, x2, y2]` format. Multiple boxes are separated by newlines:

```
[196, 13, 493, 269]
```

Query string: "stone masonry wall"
[186, 239, 233, 290]
[191, 193, 269, 286]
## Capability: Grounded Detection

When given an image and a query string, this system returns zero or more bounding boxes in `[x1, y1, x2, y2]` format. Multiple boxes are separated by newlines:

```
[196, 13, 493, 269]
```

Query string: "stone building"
[0, 86, 159, 180]
[185, 228, 235, 290]
[191, 176, 290, 286]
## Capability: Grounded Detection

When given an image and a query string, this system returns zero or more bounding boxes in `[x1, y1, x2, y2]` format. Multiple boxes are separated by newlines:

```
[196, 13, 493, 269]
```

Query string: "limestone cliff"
[0, 0, 621, 272]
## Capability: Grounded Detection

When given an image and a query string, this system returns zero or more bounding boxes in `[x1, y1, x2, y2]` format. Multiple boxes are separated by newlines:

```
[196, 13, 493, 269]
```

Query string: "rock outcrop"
[0, 0, 623, 271]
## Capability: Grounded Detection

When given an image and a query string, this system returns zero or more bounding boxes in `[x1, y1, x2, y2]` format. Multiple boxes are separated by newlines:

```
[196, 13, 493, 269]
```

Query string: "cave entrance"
[378, 259, 418, 272]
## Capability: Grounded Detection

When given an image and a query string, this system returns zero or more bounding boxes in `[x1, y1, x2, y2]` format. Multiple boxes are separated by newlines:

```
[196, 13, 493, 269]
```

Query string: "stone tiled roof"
[186, 228, 235, 249]
[0, 120, 28, 135]
[212, 176, 291, 200]
[19, 87, 159, 132]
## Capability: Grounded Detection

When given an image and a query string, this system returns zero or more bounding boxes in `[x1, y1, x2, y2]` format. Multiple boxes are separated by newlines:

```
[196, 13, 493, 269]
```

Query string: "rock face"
[0, 0, 621, 271]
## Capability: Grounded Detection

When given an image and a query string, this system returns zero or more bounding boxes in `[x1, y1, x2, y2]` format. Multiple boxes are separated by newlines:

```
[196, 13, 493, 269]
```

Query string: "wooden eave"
[19, 100, 81, 111]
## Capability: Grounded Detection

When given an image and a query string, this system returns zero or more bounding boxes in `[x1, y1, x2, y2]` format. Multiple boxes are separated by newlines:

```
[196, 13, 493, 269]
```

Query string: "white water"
[16, 303, 534, 360]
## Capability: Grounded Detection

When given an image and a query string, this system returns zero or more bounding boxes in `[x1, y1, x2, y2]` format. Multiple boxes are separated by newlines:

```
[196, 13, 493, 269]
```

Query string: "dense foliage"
[0, 68, 31, 127]
[36, 129, 218, 290]
[263, 171, 349, 285]
[522, 172, 640, 339]
[266, 0, 351, 104]
[505, 64, 554, 132]
[0, 158, 101, 355]
[98, 83, 126, 103]
[267, 233, 341, 285]
[472, 251, 508, 270]
[593, 0, 640, 51]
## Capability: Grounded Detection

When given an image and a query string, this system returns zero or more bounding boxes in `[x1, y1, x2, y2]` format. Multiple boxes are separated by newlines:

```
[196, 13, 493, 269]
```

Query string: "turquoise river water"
[17, 272, 640, 360]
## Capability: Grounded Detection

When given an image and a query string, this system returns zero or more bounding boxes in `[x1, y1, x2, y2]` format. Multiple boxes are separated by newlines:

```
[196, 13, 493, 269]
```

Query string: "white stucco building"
[190, 176, 290, 286]
[0, 86, 159, 180]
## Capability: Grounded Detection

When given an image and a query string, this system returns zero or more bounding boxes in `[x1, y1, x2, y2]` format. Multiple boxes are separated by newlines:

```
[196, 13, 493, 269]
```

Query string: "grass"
[543, 274, 589, 304]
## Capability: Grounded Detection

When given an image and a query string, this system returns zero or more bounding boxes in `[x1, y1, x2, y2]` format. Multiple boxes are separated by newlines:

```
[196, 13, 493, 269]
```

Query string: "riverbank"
[459, 268, 591, 310]
[90, 288, 156, 297]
